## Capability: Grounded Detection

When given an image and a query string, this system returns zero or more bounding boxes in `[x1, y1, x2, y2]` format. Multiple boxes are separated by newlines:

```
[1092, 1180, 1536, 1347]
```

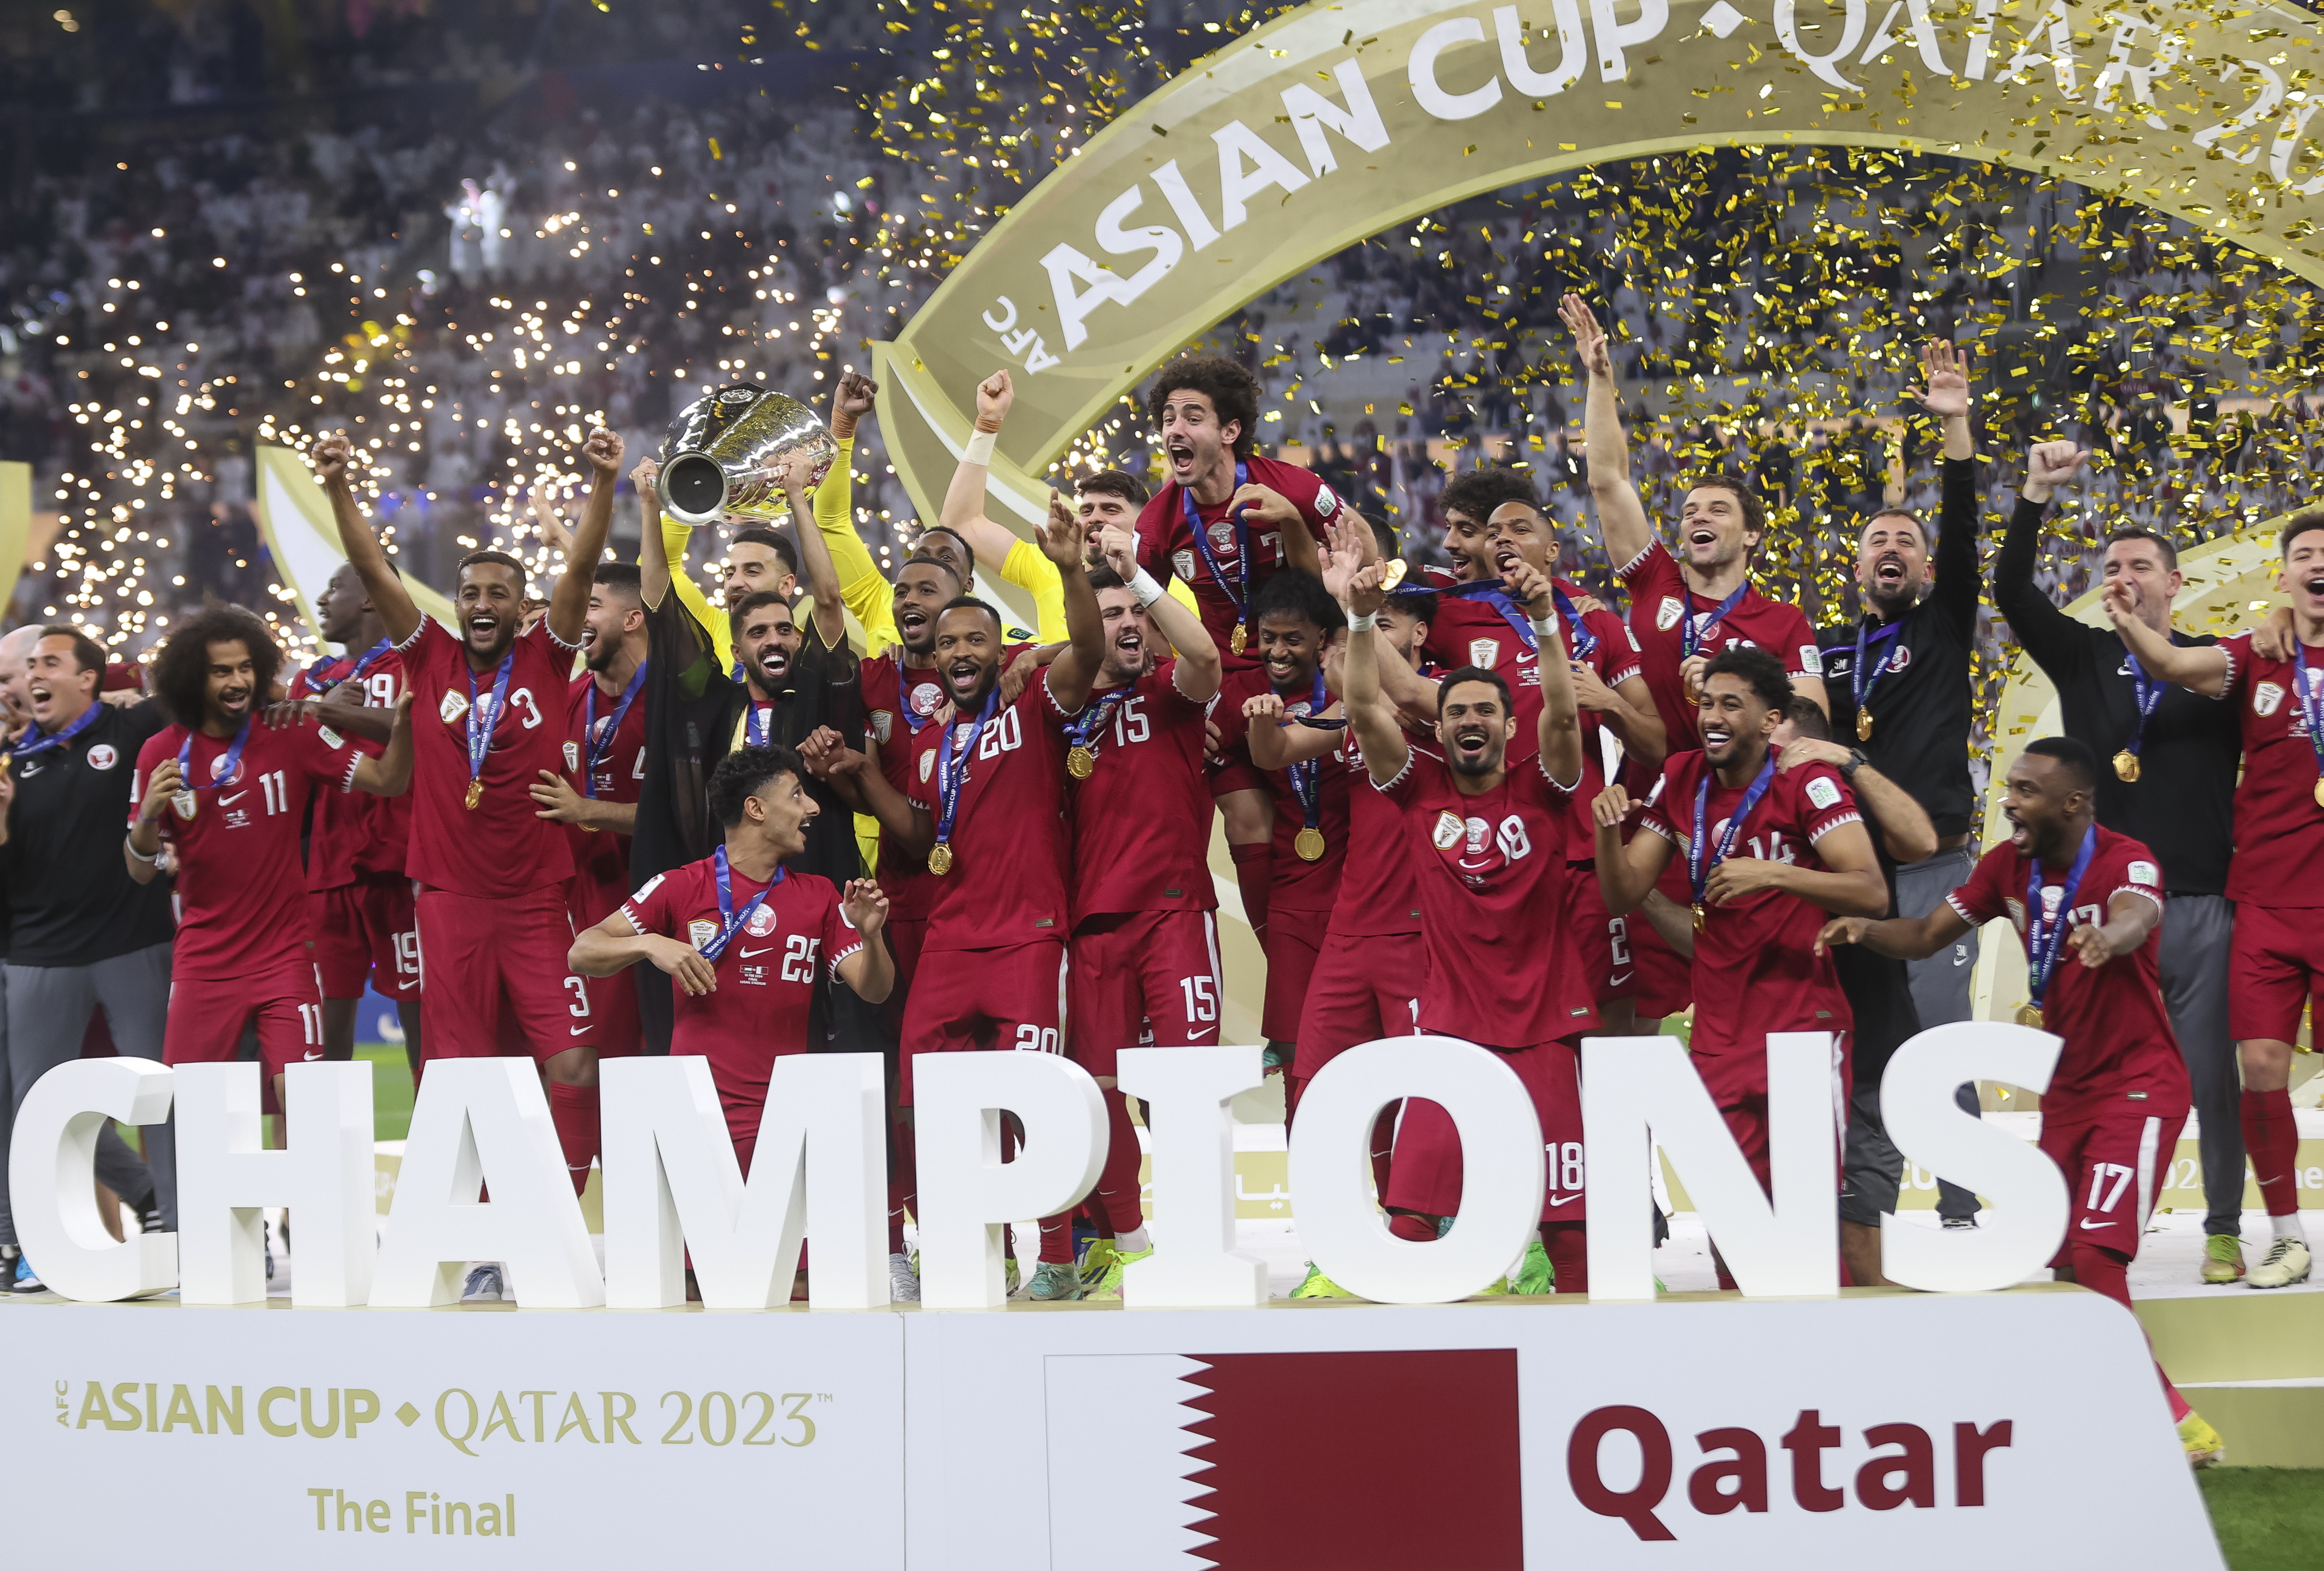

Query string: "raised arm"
[2106, 582, 2230, 696]
[1817, 897, 1973, 963]
[1592, 782, 1672, 915]
[348, 695, 416, 797]
[1339, 559, 1410, 786]
[784, 458, 847, 653]
[1095, 522, 1218, 703]
[1560, 292, 1651, 570]
[545, 428, 622, 647]
[832, 880, 896, 1005]
[1910, 338, 1982, 635]
[312, 434, 421, 644]
[826, 371, 901, 653]
[1033, 489, 1104, 712]
[634, 455, 671, 610]
[1506, 561, 1584, 788]
[1991, 441, 2091, 674]
[942, 370, 1045, 571]
[1596, 670, 1667, 769]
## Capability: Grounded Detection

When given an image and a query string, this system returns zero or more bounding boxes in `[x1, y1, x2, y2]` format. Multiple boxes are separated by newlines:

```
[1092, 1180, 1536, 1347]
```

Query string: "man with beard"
[317, 427, 618, 1298]
[1340, 548, 1597, 1290]
[521, 563, 653, 1063]
[803, 492, 1103, 1301]
[288, 560, 423, 1072]
[2101, 511, 2324, 1294]
[1817, 737, 2224, 1466]
[1593, 648, 1886, 1244]
[1028, 523, 1222, 1300]
[1815, 338, 1987, 1232]
[1133, 355, 1334, 972]
[1209, 569, 1347, 1075]
[1993, 441, 2247, 1284]
[128, 606, 414, 1105]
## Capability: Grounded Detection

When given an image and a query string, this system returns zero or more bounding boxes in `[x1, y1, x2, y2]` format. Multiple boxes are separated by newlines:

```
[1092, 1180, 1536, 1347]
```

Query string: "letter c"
[1409, 18, 1503, 121]
[257, 1386, 299, 1438]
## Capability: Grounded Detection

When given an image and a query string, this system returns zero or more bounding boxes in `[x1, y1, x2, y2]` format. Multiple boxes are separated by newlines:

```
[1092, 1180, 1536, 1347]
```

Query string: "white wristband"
[1127, 568, 1167, 608]
[963, 429, 998, 467]
[1347, 610, 1379, 632]
[126, 835, 159, 865]
[1529, 615, 1559, 644]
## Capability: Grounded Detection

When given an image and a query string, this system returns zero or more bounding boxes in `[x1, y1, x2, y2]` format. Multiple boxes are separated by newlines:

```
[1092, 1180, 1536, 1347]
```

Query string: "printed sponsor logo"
[2128, 860, 2159, 888]
[1799, 644, 1824, 676]
[1805, 776, 1841, 811]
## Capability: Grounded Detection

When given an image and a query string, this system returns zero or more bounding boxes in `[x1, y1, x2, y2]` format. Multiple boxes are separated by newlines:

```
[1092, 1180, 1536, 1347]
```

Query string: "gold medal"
[2015, 1003, 2045, 1030]
[1691, 901, 1707, 934]
[2114, 749, 2141, 783]
[928, 842, 954, 876]
[1856, 709, 1874, 741]
[1293, 826, 1326, 862]
[464, 780, 483, 810]
[1379, 558, 1408, 592]
[1066, 744, 1095, 779]
[2315, 778, 2324, 809]
[1230, 622, 1248, 655]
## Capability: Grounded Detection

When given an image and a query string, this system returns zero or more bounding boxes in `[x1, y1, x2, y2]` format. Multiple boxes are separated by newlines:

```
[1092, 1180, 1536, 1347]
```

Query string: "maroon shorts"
[898, 938, 1064, 1105]
[1261, 911, 1328, 1043]
[309, 876, 422, 1001]
[878, 915, 930, 1044]
[1564, 866, 1635, 1003]
[566, 871, 641, 1060]
[2040, 1101, 2187, 1265]
[1066, 910, 1222, 1077]
[163, 960, 325, 1080]
[1208, 759, 1268, 801]
[1628, 910, 1690, 1020]
[2229, 903, 2324, 1044]
[1292, 930, 1423, 1082]
[1385, 1038, 1587, 1222]
[1716, 1038, 1852, 1197]
[415, 883, 591, 1066]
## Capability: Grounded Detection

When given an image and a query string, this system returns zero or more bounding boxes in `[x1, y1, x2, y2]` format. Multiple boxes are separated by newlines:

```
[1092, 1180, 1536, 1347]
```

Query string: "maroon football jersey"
[1056, 659, 1215, 922]
[1210, 662, 1348, 917]
[133, 721, 356, 979]
[1135, 452, 1341, 652]
[900, 673, 1075, 952]
[562, 667, 649, 898]
[2216, 633, 2324, 909]
[397, 618, 576, 897]
[289, 647, 410, 887]
[1327, 720, 1425, 939]
[1619, 542, 1821, 750]
[1947, 826, 2186, 1121]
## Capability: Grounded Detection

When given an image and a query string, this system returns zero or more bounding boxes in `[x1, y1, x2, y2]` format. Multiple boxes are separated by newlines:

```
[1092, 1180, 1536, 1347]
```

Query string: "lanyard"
[1851, 615, 1905, 716]
[1552, 586, 1597, 660]
[1064, 685, 1135, 759]
[1687, 754, 1778, 916]
[582, 660, 648, 796]
[309, 637, 393, 692]
[2025, 825, 2098, 1012]
[464, 649, 516, 804]
[935, 689, 1000, 847]
[698, 846, 782, 962]
[2298, 648, 2324, 800]
[896, 662, 942, 736]
[177, 718, 252, 792]
[1681, 579, 1751, 658]
[1183, 458, 1252, 638]
[9, 699, 103, 760]
[1442, 578, 1539, 653]
[1284, 667, 1330, 833]
[743, 697, 775, 749]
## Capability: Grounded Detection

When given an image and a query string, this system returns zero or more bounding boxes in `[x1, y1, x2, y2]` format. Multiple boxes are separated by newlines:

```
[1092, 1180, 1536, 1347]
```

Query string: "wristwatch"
[1840, 748, 1868, 780]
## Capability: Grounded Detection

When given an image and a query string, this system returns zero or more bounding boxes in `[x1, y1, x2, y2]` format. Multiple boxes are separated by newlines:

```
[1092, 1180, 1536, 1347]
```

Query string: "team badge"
[908, 680, 945, 718]
[1468, 639, 1498, 670]
[1172, 549, 1197, 581]
[1432, 810, 1464, 848]
[563, 740, 582, 771]
[870, 709, 894, 744]
[172, 792, 197, 821]
[1887, 645, 1911, 672]
[1805, 776, 1841, 811]
[209, 752, 241, 786]
[919, 749, 936, 783]
[439, 690, 471, 724]
[687, 919, 721, 952]
[1655, 597, 1683, 631]
[1206, 519, 1240, 554]
[2129, 860, 2160, 888]
[2254, 681, 2285, 718]
[85, 743, 118, 771]
[746, 905, 780, 938]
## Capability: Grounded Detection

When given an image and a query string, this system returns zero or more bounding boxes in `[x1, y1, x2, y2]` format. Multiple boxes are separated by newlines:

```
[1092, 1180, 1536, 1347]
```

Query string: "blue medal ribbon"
[2118, 648, 2166, 772]
[1681, 579, 1751, 658]
[1284, 667, 1331, 834]
[582, 660, 648, 798]
[1851, 615, 1905, 719]
[2025, 824, 2098, 1014]
[1182, 458, 1252, 632]
[1552, 586, 1598, 661]
[307, 637, 393, 694]
[2298, 648, 2324, 796]
[744, 698, 775, 749]
[465, 648, 516, 798]
[1441, 578, 1540, 653]
[177, 717, 252, 794]
[934, 688, 1000, 850]
[8, 698, 104, 760]
[1687, 753, 1778, 914]
[698, 846, 783, 963]
[1064, 686, 1136, 762]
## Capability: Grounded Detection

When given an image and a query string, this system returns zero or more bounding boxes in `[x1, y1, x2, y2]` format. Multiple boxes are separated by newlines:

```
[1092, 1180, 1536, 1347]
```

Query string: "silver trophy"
[656, 383, 837, 526]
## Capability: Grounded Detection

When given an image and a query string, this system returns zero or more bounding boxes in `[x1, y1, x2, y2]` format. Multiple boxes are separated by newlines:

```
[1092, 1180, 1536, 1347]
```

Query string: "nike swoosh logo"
[2078, 1219, 2116, 1229]
[1548, 1192, 1585, 1207]
[218, 791, 245, 805]
[569, 1024, 595, 1037]
[739, 945, 775, 957]
[1608, 972, 1633, 985]
[1952, 948, 1972, 966]
[302, 1051, 323, 1061]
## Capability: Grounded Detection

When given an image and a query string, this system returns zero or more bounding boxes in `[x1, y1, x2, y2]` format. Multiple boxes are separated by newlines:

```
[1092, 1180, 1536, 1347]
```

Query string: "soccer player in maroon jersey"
[570, 743, 892, 1176]
[1210, 569, 1348, 1074]
[126, 607, 414, 1104]
[1029, 523, 1224, 1299]
[523, 562, 652, 1064]
[315, 425, 621, 1250]
[1133, 354, 1334, 970]
[1592, 647, 1885, 1218]
[805, 490, 1104, 1300]
[1817, 736, 2224, 1466]
[2104, 511, 2324, 1293]
[288, 560, 423, 1073]
[1340, 547, 1598, 1291]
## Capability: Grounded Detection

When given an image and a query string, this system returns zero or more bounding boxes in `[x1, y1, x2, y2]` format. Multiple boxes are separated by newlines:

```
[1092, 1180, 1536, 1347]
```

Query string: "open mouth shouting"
[1164, 435, 1198, 481]
[1264, 648, 1302, 687]
[1687, 524, 1719, 556]
[2305, 575, 2324, 602]
[944, 655, 986, 702]
[2004, 802, 2033, 853]
[1869, 551, 1909, 595]
[754, 641, 792, 685]
[1449, 720, 1495, 771]
[27, 678, 55, 721]
[1491, 543, 1522, 577]
[896, 605, 932, 646]
[466, 610, 503, 647]
[216, 684, 254, 719]
[1700, 716, 1736, 759]
[1112, 626, 1148, 670]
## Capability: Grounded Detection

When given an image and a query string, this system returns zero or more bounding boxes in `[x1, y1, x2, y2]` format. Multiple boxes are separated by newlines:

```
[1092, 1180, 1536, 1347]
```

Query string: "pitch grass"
[2203, 1469, 2324, 1569]
[356, 1041, 416, 1142]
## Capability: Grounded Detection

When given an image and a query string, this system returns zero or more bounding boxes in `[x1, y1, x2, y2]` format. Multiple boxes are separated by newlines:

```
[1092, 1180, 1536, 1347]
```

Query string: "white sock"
[1114, 1226, 1151, 1255]
[2272, 1214, 2308, 1246]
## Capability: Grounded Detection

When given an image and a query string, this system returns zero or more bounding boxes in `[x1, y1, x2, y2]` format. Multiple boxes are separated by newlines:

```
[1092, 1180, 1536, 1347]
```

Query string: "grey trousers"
[0, 943, 175, 1250]
[1893, 847, 1981, 1223]
[2156, 895, 2240, 1237]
